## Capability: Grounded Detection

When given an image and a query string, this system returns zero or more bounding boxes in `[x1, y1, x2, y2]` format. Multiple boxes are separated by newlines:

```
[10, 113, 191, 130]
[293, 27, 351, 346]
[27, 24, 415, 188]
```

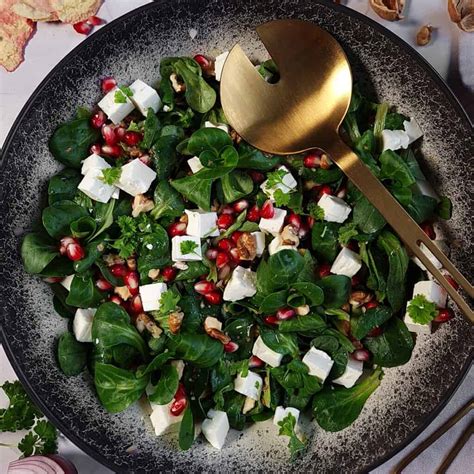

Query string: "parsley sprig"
[407, 294, 438, 324]
[338, 222, 359, 245]
[101, 167, 122, 185]
[277, 412, 306, 461]
[180, 240, 200, 256]
[159, 290, 181, 314]
[114, 85, 133, 104]
[266, 169, 289, 189]
[307, 202, 325, 221]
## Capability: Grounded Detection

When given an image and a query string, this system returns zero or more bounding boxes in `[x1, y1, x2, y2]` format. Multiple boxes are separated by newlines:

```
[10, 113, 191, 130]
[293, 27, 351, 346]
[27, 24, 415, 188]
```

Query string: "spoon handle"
[325, 139, 473, 324]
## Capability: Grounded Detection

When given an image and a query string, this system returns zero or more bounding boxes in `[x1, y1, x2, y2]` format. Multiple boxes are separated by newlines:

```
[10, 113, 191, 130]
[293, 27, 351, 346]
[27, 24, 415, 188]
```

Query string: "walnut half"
[237, 232, 257, 260]
[448, 0, 474, 32]
[169, 311, 184, 334]
[370, 0, 405, 21]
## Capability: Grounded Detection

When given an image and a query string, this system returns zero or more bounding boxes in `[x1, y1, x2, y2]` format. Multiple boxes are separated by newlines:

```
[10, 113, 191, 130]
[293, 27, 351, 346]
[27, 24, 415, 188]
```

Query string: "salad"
[20, 51, 455, 459]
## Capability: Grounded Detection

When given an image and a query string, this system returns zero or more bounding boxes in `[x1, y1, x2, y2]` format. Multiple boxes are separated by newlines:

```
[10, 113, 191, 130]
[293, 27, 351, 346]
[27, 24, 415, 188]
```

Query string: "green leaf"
[175, 261, 208, 281]
[168, 333, 224, 367]
[307, 203, 325, 221]
[42, 200, 88, 239]
[57, 332, 88, 376]
[21, 233, 59, 274]
[407, 294, 437, 324]
[290, 282, 324, 306]
[159, 289, 181, 314]
[188, 127, 232, 156]
[365, 318, 414, 367]
[49, 118, 100, 168]
[148, 365, 179, 404]
[180, 239, 199, 256]
[338, 222, 359, 246]
[259, 290, 289, 313]
[405, 194, 438, 224]
[313, 367, 383, 432]
[171, 174, 213, 211]
[142, 108, 161, 149]
[195, 145, 239, 179]
[39, 256, 73, 278]
[277, 412, 306, 461]
[137, 351, 174, 378]
[100, 167, 122, 185]
[51, 283, 75, 318]
[351, 306, 393, 340]
[259, 326, 299, 356]
[373, 102, 389, 146]
[216, 210, 247, 241]
[311, 222, 340, 263]
[279, 314, 326, 333]
[88, 199, 115, 242]
[94, 363, 149, 413]
[237, 142, 280, 170]
[152, 134, 181, 180]
[48, 168, 82, 204]
[70, 216, 96, 239]
[384, 112, 408, 130]
[353, 197, 386, 234]
[151, 181, 185, 220]
[436, 196, 452, 220]
[18, 420, 57, 456]
[317, 275, 351, 308]
[220, 170, 254, 203]
[179, 405, 194, 450]
[66, 273, 105, 308]
[379, 150, 416, 187]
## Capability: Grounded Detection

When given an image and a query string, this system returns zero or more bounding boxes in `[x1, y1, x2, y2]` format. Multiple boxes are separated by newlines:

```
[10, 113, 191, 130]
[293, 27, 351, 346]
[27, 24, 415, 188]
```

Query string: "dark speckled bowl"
[1, 1, 473, 472]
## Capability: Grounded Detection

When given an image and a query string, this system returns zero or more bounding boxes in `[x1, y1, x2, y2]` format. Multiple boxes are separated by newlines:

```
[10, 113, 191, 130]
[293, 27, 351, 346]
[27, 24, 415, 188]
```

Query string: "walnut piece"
[169, 311, 184, 334]
[136, 313, 163, 338]
[281, 225, 300, 246]
[242, 397, 256, 414]
[132, 194, 154, 218]
[349, 291, 373, 307]
[170, 73, 186, 93]
[148, 268, 160, 280]
[369, 0, 405, 21]
[237, 232, 257, 260]
[126, 257, 137, 271]
[115, 286, 132, 301]
[206, 328, 231, 344]
[296, 305, 310, 316]
[103, 254, 125, 266]
[448, 0, 474, 32]
[416, 25, 433, 45]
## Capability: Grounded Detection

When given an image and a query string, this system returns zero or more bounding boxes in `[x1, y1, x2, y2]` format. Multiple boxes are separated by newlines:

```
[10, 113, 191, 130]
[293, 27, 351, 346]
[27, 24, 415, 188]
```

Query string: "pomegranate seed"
[59, 236, 76, 255]
[130, 295, 143, 314]
[216, 251, 230, 269]
[88, 15, 104, 26]
[249, 355, 264, 368]
[217, 214, 234, 230]
[115, 126, 127, 141]
[43, 276, 62, 283]
[194, 280, 215, 295]
[220, 205, 235, 216]
[101, 144, 122, 158]
[194, 54, 210, 69]
[101, 124, 118, 145]
[351, 273, 363, 287]
[217, 238, 235, 252]
[90, 111, 106, 129]
[73, 20, 92, 35]
[66, 242, 85, 261]
[249, 170, 265, 183]
[247, 205, 261, 222]
[110, 263, 128, 277]
[264, 315, 279, 325]
[276, 307, 296, 320]
[318, 185, 332, 197]
[233, 199, 249, 213]
[168, 221, 187, 237]
[433, 308, 454, 323]
[318, 263, 332, 278]
[307, 216, 315, 228]
[123, 131, 143, 146]
[139, 154, 152, 166]
[89, 143, 102, 154]
[109, 295, 123, 305]
[204, 291, 223, 305]
[287, 213, 302, 230]
[420, 222, 436, 239]
[205, 248, 218, 260]
[229, 247, 241, 264]
[260, 200, 275, 219]
[336, 186, 347, 199]
[218, 264, 231, 280]
[231, 231, 243, 244]
[298, 222, 310, 240]
[444, 274, 459, 290]
[224, 341, 239, 353]
[124, 271, 139, 295]
[367, 327, 383, 337]
[303, 151, 322, 168]
[170, 384, 187, 416]
[352, 349, 370, 361]
[101, 76, 117, 93]
[162, 266, 177, 282]
[96, 278, 113, 291]
[365, 300, 379, 310]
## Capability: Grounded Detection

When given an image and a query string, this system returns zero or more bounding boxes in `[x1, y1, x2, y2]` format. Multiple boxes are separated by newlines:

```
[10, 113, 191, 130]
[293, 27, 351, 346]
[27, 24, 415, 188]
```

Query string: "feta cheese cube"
[413, 280, 447, 308]
[381, 129, 410, 151]
[252, 336, 283, 368]
[171, 235, 202, 262]
[273, 406, 300, 426]
[129, 79, 162, 116]
[332, 358, 363, 388]
[259, 208, 287, 235]
[98, 87, 135, 124]
[268, 235, 297, 255]
[201, 410, 229, 449]
[187, 156, 204, 174]
[302, 347, 334, 382]
[81, 153, 110, 175]
[116, 159, 156, 196]
[260, 166, 297, 201]
[412, 240, 448, 271]
[223, 265, 257, 301]
[214, 51, 229, 81]
[330, 247, 362, 278]
[73, 308, 96, 342]
[403, 118, 423, 144]
[204, 120, 229, 134]
[204, 316, 222, 331]
[234, 371, 263, 400]
[139, 282, 168, 312]
[171, 360, 185, 380]
[61, 274, 74, 292]
[412, 180, 439, 201]
[149, 400, 183, 435]
[185, 209, 219, 238]
[404, 311, 432, 335]
[78, 168, 116, 203]
[252, 231, 266, 257]
[317, 194, 352, 223]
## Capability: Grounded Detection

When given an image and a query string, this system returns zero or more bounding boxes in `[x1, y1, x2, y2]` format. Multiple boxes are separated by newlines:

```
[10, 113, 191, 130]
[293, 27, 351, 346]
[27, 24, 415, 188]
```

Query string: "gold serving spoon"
[220, 19, 473, 323]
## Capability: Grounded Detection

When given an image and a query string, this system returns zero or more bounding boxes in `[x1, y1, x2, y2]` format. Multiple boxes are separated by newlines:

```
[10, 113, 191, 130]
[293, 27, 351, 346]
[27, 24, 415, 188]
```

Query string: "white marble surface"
[0, 0, 473, 472]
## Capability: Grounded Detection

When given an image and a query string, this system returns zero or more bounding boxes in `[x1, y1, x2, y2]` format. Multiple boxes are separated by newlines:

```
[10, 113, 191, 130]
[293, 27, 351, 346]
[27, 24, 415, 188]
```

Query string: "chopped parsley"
[114, 85, 133, 103]
[277, 412, 306, 461]
[127, 121, 141, 132]
[266, 169, 289, 189]
[101, 167, 122, 185]
[407, 294, 438, 324]
[111, 215, 140, 258]
[180, 240, 199, 256]
[17, 420, 57, 457]
[159, 290, 181, 314]
[273, 188, 291, 207]
[307, 202, 325, 220]
[338, 222, 359, 245]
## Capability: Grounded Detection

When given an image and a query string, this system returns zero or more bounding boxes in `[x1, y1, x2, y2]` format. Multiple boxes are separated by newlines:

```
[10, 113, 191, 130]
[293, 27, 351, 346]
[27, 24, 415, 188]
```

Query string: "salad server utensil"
[220, 19, 473, 323]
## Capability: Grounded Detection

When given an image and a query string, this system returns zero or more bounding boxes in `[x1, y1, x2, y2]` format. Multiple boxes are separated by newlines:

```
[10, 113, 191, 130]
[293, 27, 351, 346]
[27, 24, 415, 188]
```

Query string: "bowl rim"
[0, 1, 472, 472]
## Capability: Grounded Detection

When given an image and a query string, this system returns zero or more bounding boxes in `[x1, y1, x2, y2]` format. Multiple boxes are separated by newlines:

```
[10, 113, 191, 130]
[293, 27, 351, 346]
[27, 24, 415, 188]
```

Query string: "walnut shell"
[370, 0, 405, 21]
[448, 0, 474, 32]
